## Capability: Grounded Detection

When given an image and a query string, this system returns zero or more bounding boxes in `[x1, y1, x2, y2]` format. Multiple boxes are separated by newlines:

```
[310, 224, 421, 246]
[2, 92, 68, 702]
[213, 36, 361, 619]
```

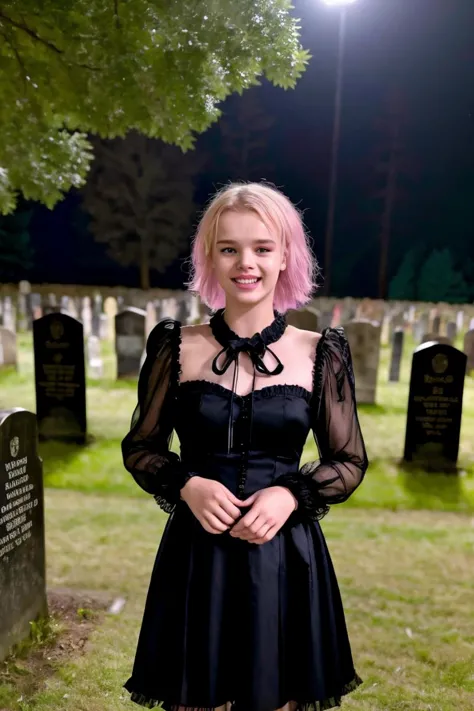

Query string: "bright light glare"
[322, 0, 358, 6]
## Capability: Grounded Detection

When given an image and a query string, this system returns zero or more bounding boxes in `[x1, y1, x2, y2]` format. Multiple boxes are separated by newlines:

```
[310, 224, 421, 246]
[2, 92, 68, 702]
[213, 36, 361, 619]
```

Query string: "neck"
[222, 301, 277, 338]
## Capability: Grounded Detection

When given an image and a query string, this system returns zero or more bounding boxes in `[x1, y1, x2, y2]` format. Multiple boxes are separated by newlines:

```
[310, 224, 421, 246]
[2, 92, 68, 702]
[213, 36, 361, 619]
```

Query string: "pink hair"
[187, 182, 319, 313]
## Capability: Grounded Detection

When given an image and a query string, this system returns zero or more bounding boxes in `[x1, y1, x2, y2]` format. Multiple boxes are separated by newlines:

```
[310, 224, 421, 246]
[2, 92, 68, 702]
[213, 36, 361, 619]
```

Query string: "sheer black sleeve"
[275, 327, 369, 521]
[121, 319, 189, 514]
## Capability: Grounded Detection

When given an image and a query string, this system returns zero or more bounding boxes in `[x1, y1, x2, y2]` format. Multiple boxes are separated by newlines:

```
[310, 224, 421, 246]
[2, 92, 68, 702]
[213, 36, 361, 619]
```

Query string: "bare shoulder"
[285, 324, 322, 354]
[180, 323, 213, 349]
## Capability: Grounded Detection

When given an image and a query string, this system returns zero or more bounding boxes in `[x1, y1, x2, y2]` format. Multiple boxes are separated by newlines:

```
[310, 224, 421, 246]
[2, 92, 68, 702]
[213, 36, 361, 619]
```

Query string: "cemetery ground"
[0, 333, 473, 710]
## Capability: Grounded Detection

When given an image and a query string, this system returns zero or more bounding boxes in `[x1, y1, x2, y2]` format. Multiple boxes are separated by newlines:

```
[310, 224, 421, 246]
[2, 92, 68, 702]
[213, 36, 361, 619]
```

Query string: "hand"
[229, 486, 298, 545]
[180, 477, 243, 535]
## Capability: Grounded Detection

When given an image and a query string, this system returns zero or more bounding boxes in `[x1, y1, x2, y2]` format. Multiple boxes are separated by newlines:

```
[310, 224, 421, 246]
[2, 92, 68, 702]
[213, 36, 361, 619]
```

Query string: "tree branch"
[113, 0, 121, 29]
[0, 11, 63, 54]
[0, 11, 100, 71]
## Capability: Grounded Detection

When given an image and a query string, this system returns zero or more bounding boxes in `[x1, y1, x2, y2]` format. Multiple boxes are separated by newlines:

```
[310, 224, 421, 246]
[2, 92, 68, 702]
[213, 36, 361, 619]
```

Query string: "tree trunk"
[378, 124, 400, 299]
[140, 237, 150, 290]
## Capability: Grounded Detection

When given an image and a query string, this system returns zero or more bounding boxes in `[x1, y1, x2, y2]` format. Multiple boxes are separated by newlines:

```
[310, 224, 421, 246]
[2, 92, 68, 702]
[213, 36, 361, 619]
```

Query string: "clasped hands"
[180, 477, 298, 545]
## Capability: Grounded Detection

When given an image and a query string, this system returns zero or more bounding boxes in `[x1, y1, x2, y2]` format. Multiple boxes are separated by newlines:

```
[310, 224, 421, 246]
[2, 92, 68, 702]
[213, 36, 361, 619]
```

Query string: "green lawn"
[1, 331, 473, 513]
[0, 331, 474, 710]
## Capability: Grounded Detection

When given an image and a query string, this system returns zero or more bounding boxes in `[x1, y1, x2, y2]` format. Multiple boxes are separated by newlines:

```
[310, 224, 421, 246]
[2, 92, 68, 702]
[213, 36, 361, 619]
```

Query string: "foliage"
[218, 88, 276, 181]
[388, 245, 420, 301]
[0, 1, 310, 214]
[80, 132, 202, 289]
[417, 248, 469, 303]
[0, 206, 34, 281]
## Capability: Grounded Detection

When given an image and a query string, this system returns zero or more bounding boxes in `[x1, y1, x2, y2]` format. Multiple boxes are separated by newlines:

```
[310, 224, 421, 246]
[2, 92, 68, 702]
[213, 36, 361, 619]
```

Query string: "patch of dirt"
[0, 587, 115, 707]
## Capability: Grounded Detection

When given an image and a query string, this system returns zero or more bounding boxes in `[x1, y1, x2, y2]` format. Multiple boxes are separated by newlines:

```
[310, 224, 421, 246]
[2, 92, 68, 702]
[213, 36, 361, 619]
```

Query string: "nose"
[237, 248, 256, 271]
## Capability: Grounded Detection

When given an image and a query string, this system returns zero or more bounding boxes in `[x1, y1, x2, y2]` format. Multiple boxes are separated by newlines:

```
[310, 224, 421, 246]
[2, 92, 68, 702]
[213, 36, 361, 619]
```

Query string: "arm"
[121, 319, 188, 514]
[275, 327, 369, 521]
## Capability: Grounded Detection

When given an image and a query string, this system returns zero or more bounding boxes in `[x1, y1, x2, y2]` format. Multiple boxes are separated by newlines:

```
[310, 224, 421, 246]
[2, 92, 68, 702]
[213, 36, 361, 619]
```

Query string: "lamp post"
[321, 0, 357, 296]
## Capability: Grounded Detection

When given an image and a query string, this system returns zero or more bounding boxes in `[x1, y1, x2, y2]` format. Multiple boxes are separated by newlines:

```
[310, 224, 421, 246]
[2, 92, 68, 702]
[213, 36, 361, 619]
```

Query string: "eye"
[220, 247, 236, 254]
[256, 247, 271, 253]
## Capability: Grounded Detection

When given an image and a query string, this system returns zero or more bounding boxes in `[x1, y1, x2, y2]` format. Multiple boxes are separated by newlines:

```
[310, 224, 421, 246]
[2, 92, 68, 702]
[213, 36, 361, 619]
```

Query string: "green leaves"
[0, 0, 309, 214]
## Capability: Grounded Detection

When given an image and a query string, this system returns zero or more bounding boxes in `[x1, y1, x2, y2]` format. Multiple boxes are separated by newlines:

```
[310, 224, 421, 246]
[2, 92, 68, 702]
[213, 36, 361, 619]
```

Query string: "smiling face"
[211, 209, 286, 308]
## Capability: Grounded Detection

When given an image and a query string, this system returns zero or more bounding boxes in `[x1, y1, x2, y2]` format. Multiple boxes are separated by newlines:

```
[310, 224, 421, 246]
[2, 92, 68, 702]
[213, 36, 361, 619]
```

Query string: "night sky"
[27, 0, 474, 297]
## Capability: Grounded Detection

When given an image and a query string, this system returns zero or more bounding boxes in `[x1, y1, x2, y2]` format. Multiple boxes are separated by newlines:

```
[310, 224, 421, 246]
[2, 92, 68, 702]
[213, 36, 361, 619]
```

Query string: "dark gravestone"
[432, 315, 441, 334]
[389, 328, 404, 383]
[33, 314, 87, 444]
[404, 342, 467, 472]
[286, 308, 320, 332]
[115, 308, 146, 379]
[464, 330, 474, 374]
[0, 409, 47, 661]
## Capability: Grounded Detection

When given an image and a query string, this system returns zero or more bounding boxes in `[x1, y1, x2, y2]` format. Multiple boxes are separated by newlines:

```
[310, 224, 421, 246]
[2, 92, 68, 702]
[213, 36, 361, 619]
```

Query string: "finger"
[211, 508, 236, 527]
[239, 493, 258, 507]
[218, 498, 243, 521]
[248, 521, 272, 542]
[240, 514, 267, 539]
[204, 512, 230, 534]
[249, 524, 279, 545]
[230, 508, 261, 535]
[222, 488, 246, 507]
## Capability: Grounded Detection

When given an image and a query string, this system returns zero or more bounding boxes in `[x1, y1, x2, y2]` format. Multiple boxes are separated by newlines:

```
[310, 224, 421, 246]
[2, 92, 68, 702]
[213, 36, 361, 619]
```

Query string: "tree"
[218, 89, 276, 181]
[369, 89, 415, 298]
[417, 249, 469, 304]
[0, 206, 34, 281]
[388, 246, 422, 301]
[81, 132, 201, 290]
[0, 1, 309, 215]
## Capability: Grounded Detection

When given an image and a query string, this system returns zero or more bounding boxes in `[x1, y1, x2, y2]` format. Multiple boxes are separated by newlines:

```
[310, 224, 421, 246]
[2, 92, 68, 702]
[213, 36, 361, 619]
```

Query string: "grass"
[1, 331, 473, 513]
[0, 332, 473, 709]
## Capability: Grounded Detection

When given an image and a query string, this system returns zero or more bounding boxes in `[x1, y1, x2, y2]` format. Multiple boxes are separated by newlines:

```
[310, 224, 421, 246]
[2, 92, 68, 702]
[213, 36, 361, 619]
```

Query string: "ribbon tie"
[210, 309, 287, 453]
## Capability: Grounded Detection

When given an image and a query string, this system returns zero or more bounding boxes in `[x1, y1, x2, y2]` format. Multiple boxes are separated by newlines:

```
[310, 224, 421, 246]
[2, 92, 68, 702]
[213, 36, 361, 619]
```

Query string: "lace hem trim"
[126, 672, 363, 710]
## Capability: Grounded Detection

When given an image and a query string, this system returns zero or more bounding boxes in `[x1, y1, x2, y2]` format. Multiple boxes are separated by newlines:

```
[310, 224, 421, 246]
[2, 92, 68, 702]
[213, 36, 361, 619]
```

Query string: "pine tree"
[388, 247, 419, 301]
[417, 249, 469, 303]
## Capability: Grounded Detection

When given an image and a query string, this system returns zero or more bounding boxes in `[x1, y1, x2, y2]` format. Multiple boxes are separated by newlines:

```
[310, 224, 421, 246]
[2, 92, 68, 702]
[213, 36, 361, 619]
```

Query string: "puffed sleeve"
[121, 319, 191, 514]
[275, 327, 369, 521]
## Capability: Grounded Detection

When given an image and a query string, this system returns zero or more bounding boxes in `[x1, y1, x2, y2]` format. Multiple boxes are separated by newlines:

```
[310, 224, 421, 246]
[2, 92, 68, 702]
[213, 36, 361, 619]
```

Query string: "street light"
[321, 0, 358, 296]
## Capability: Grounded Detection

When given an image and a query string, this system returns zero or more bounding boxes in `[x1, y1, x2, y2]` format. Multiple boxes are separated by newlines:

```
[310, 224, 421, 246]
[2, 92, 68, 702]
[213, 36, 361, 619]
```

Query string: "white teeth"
[234, 278, 259, 284]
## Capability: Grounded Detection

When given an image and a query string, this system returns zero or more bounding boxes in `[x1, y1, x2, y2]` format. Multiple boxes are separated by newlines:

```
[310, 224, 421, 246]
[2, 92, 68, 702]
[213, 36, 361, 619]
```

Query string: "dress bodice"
[121, 318, 369, 522]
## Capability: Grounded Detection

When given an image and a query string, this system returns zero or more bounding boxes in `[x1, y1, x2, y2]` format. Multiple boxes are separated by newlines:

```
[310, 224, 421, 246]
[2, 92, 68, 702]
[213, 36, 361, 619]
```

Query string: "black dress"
[122, 310, 369, 711]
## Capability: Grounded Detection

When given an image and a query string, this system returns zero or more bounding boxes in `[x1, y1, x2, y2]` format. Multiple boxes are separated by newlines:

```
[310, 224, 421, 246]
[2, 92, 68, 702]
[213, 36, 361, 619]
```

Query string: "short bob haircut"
[187, 182, 319, 313]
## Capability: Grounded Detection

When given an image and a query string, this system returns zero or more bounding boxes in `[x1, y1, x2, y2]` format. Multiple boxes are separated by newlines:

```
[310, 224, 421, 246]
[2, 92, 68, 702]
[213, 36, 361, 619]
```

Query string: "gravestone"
[404, 342, 467, 471]
[286, 308, 320, 332]
[0, 328, 17, 369]
[319, 310, 333, 331]
[146, 302, 157, 336]
[344, 320, 381, 404]
[446, 321, 457, 343]
[104, 297, 118, 341]
[413, 320, 423, 345]
[87, 336, 103, 379]
[31, 294, 42, 321]
[81, 297, 92, 337]
[389, 328, 404, 383]
[115, 308, 146, 379]
[0, 409, 47, 661]
[33, 314, 87, 443]
[3, 297, 15, 332]
[456, 310, 464, 333]
[422, 333, 452, 346]
[464, 330, 474, 374]
[92, 295, 102, 338]
[420, 312, 430, 342]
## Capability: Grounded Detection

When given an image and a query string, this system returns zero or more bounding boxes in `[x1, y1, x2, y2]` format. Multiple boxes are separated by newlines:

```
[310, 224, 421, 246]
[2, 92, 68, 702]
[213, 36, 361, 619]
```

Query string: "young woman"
[122, 182, 368, 711]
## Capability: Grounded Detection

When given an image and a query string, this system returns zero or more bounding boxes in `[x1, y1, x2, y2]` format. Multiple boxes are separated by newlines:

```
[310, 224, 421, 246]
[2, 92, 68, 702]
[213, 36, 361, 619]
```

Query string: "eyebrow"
[216, 238, 276, 245]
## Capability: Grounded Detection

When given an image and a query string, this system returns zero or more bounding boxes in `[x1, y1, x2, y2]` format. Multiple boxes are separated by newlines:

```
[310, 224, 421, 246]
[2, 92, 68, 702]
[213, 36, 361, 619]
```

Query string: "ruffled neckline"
[209, 308, 287, 350]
